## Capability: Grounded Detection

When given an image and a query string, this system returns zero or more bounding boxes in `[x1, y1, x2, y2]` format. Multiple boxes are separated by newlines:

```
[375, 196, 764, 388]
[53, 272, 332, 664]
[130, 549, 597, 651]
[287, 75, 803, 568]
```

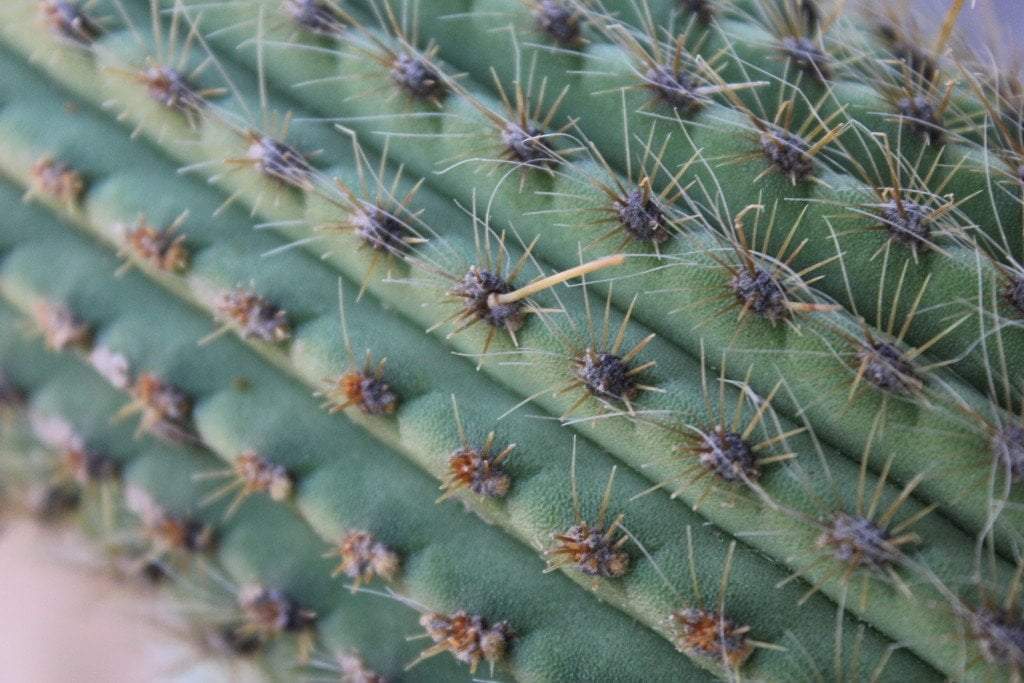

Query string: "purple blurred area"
[913, 0, 1023, 69]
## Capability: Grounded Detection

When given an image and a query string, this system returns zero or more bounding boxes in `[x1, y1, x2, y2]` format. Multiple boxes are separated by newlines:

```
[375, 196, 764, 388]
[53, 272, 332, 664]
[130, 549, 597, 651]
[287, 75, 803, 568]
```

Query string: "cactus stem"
[8, 0, 1021, 674]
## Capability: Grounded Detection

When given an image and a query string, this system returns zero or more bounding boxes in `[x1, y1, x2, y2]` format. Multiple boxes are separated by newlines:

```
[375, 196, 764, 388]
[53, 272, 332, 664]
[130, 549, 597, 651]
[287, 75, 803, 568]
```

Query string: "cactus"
[1, 0, 1023, 680]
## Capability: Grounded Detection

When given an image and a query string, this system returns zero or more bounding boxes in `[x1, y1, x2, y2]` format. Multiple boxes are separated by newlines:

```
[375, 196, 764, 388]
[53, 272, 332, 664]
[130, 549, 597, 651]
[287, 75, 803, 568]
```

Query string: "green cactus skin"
[81, 0, 1021, 559]
[339, 0, 1024, 395]
[377, 0, 1022, 378]
[0, 196, 719, 681]
[1, 0, 1023, 681]
[0, 193, 940, 680]
[2, 25, 1019, 675]
[362, 0, 1024, 378]
[0, 91, 937, 678]
[4, 0, 1020, 563]
[0, 325, 473, 680]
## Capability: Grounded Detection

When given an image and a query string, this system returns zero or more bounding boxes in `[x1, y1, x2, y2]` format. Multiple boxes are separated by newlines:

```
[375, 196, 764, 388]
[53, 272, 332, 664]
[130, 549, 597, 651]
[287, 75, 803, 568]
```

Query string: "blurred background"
[0, 520, 188, 682]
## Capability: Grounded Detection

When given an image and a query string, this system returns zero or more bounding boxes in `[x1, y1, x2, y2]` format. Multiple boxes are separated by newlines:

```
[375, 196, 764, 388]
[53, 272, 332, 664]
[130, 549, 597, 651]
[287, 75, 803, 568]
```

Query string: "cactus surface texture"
[1, 0, 1023, 680]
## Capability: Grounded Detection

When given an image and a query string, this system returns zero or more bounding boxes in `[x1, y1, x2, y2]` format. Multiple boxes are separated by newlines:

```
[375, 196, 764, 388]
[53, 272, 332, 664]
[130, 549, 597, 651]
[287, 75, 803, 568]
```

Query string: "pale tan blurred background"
[0, 521, 174, 682]
[1, 1, 1020, 682]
